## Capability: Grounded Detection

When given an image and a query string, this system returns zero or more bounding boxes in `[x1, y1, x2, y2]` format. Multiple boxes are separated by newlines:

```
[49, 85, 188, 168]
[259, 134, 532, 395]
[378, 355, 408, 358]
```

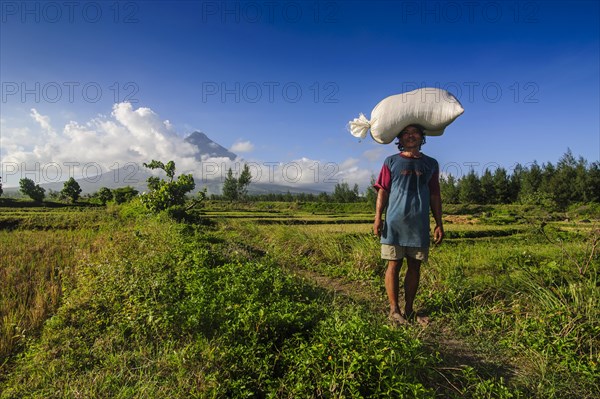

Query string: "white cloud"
[230, 140, 254, 153]
[0, 125, 33, 149]
[335, 157, 374, 190]
[339, 158, 360, 170]
[2, 103, 200, 185]
[191, 155, 374, 193]
[1, 103, 376, 192]
[30, 108, 55, 136]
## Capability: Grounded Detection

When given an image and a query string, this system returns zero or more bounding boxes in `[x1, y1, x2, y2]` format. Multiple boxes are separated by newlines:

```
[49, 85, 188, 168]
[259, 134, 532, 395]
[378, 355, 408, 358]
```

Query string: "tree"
[440, 174, 459, 204]
[318, 192, 330, 202]
[284, 190, 294, 202]
[332, 182, 359, 202]
[458, 170, 482, 204]
[509, 163, 524, 203]
[97, 187, 113, 205]
[237, 164, 252, 200]
[140, 160, 195, 212]
[573, 156, 588, 203]
[61, 177, 82, 203]
[539, 162, 556, 197]
[0, 176, 3, 197]
[493, 167, 511, 204]
[221, 164, 253, 201]
[480, 169, 496, 204]
[365, 175, 377, 209]
[552, 149, 578, 208]
[222, 168, 239, 201]
[586, 162, 600, 203]
[19, 178, 45, 202]
[519, 161, 542, 202]
[113, 186, 139, 204]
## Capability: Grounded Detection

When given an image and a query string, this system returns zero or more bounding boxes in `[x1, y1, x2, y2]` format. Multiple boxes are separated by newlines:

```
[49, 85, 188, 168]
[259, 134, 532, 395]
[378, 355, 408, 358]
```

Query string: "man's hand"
[433, 224, 444, 244]
[374, 189, 388, 239]
[373, 219, 383, 238]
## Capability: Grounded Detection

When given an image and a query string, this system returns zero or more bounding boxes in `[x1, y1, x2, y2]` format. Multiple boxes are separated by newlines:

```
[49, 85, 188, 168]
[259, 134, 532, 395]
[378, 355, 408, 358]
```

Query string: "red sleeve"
[428, 169, 440, 196]
[374, 164, 391, 192]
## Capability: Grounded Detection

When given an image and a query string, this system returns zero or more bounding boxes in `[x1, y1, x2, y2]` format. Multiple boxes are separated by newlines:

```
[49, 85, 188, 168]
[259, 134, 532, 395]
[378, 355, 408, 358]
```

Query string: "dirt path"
[219, 228, 522, 394]
[290, 265, 519, 383]
[300, 267, 525, 399]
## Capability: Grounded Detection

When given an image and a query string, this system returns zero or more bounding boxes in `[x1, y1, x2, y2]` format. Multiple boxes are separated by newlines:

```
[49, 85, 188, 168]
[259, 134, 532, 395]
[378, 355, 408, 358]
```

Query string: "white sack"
[349, 88, 464, 144]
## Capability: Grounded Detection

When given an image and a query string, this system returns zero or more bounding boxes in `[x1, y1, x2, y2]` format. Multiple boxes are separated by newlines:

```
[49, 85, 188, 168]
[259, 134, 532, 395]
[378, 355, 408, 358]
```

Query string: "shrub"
[140, 160, 195, 212]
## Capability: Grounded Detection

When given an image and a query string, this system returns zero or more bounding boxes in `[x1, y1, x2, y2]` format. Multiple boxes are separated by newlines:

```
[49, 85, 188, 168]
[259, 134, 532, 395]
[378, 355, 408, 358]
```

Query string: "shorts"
[381, 244, 429, 262]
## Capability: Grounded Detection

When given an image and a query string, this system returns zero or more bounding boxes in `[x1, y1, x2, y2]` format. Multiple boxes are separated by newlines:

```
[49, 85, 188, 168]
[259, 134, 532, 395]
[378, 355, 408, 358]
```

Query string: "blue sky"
[1, 0, 599, 192]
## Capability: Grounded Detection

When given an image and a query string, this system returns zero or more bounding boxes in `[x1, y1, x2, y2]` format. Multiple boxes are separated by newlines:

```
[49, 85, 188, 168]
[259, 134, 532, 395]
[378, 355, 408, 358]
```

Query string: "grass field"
[0, 198, 598, 398]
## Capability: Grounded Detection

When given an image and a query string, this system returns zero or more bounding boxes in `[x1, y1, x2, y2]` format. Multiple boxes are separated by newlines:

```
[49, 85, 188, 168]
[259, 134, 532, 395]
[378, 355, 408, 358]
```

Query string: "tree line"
[4, 150, 598, 210]
[211, 150, 599, 210]
[440, 149, 599, 209]
[211, 181, 363, 203]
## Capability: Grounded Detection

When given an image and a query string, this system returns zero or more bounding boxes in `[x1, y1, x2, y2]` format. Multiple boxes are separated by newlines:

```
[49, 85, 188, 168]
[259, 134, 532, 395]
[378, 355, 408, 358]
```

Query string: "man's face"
[400, 126, 423, 148]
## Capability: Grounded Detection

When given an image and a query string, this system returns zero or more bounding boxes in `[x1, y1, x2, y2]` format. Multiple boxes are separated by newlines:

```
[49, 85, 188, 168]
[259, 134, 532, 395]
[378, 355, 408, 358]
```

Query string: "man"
[373, 124, 444, 325]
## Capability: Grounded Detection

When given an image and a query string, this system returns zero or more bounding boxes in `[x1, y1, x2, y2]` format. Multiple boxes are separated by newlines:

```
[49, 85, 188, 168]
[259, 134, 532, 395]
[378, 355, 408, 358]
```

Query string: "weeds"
[424, 225, 599, 398]
[1, 209, 446, 398]
[1, 203, 597, 398]
[0, 221, 107, 368]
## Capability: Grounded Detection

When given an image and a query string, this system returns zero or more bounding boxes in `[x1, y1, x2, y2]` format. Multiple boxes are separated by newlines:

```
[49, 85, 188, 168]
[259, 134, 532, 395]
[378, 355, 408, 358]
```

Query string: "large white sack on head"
[348, 88, 464, 144]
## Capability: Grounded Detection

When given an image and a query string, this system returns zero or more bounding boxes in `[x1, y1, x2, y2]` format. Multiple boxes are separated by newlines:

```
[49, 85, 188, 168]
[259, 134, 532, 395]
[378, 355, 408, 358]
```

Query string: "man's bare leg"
[404, 257, 429, 325]
[385, 259, 406, 323]
[404, 257, 421, 317]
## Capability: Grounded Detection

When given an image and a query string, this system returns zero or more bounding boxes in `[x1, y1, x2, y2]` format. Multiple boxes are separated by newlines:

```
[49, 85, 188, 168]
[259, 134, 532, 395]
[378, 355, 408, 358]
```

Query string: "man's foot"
[405, 311, 430, 326]
[388, 311, 408, 325]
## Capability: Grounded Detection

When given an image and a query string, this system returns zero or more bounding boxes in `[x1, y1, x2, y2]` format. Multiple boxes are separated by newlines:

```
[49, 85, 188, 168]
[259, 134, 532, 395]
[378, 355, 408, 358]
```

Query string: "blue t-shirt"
[374, 153, 440, 248]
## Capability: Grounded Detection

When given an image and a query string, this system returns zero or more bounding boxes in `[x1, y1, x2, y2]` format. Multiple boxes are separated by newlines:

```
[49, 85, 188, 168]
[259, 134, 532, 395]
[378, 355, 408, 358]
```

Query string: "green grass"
[0, 205, 118, 368]
[208, 205, 599, 398]
[1, 201, 597, 398]
[0, 207, 453, 398]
